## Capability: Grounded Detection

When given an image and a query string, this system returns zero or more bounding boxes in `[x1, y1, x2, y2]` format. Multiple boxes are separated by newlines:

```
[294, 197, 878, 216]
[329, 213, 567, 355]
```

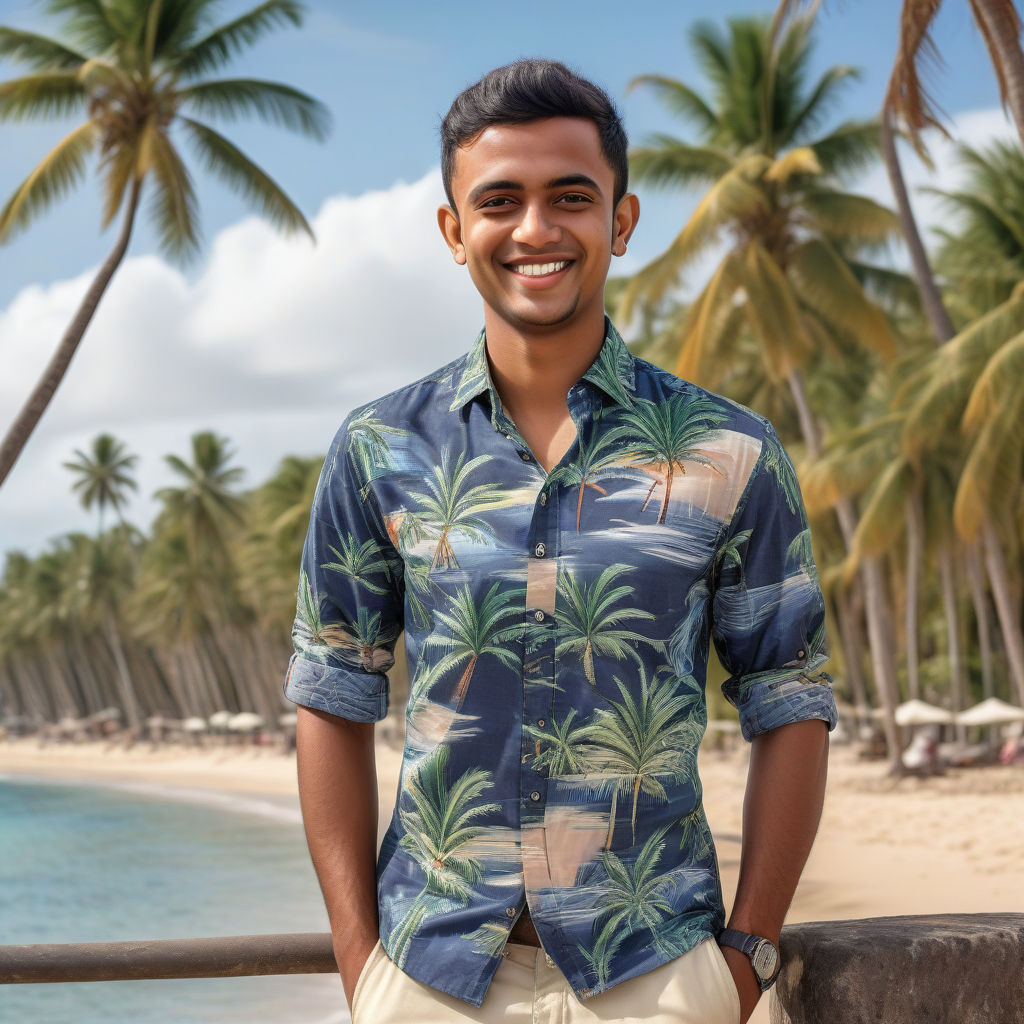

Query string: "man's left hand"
[719, 944, 762, 1024]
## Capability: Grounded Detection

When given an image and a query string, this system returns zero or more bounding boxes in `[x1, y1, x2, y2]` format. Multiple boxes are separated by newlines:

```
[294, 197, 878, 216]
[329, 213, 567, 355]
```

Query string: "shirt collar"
[449, 317, 637, 427]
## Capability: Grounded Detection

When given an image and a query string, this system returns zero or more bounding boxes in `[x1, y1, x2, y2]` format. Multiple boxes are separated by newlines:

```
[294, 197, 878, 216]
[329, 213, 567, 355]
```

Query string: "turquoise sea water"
[0, 776, 348, 1024]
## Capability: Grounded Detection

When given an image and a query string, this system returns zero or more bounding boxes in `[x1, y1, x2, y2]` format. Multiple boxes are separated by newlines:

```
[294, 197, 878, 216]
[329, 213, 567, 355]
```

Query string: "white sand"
[4, 736, 1023, 1023]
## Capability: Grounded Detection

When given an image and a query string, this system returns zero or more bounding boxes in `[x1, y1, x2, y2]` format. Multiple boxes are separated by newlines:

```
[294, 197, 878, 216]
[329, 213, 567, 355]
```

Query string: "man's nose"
[512, 202, 561, 247]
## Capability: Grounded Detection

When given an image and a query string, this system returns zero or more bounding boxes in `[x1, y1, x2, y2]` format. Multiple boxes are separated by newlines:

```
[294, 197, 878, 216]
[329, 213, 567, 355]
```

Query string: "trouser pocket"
[350, 938, 384, 1022]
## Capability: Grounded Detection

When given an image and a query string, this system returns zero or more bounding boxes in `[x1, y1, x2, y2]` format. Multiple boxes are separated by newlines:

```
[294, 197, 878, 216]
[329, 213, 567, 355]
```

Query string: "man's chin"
[496, 296, 581, 331]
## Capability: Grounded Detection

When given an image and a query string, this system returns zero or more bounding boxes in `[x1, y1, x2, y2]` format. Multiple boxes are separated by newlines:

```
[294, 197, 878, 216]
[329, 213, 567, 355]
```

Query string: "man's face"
[439, 117, 637, 334]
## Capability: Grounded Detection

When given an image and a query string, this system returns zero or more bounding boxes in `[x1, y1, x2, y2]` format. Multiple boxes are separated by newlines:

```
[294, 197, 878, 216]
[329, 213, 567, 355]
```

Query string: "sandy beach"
[4, 735, 1023, 1023]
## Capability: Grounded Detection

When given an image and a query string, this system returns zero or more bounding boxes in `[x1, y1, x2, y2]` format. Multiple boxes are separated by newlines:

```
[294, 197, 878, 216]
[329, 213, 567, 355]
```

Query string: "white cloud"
[0, 169, 480, 554]
[0, 107, 1017, 555]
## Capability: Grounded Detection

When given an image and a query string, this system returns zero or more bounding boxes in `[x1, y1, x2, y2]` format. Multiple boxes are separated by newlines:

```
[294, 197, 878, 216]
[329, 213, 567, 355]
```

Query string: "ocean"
[0, 776, 349, 1024]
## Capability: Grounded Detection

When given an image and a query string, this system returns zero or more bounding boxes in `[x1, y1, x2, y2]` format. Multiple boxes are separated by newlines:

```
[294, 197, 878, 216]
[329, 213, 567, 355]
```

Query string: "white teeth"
[513, 260, 569, 276]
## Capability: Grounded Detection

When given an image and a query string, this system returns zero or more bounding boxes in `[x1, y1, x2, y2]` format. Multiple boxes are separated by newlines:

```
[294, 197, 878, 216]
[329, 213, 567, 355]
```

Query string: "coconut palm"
[320, 534, 398, 597]
[347, 408, 411, 491]
[577, 824, 674, 988]
[154, 430, 245, 571]
[407, 449, 503, 571]
[0, 0, 328, 486]
[421, 582, 524, 710]
[622, 16, 898, 405]
[554, 563, 658, 686]
[389, 745, 500, 968]
[578, 668, 702, 847]
[63, 433, 138, 532]
[547, 423, 645, 531]
[525, 708, 592, 776]
[619, 394, 727, 524]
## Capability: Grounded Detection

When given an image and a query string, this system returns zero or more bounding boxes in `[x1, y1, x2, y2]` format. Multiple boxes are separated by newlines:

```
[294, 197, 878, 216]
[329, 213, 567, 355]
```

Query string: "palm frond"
[43, 0, 118, 52]
[807, 119, 882, 178]
[628, 74, 718, 135]
[763, 145, 821, 183]
[181, 117, 313, 238]
[178, 77, 330, 140]
[784, 64, 860, 146]
[629, 136, 732, 190]
[138, 121, 199, 260]
[799, 187, 900, 244]
[0, 119, 97, 242]
[0, 70, 86, 121]
[171, 0, 304, 79]
[0, 27, 87, 69]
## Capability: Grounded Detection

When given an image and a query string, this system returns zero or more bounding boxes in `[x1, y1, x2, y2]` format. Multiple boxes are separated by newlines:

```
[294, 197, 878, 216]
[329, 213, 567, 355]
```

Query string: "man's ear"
[611, 192, 640, 258]
[437, 205, 466, 265]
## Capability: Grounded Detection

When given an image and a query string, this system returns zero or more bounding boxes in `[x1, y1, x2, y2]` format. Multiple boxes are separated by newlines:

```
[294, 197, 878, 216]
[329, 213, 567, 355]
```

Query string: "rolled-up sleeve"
[284, 414, 405, 722]
[711, 422, 837, 741]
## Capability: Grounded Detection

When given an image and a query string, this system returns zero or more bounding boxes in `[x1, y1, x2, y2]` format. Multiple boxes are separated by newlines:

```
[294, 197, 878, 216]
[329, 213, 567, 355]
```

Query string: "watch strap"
[717, 928, 781, 993]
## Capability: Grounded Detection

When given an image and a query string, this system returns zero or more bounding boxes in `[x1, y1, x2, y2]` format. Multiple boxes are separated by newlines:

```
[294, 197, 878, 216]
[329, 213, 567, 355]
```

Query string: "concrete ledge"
[771, 914, 1024, 1024]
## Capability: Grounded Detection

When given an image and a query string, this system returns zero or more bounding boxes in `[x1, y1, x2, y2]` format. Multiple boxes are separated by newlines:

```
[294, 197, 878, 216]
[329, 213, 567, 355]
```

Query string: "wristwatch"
[717, 928, 781, 993]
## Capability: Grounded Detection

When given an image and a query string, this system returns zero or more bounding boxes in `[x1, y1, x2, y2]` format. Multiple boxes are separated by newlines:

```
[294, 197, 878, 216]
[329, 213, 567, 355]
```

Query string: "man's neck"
[482, 307, 606, 423]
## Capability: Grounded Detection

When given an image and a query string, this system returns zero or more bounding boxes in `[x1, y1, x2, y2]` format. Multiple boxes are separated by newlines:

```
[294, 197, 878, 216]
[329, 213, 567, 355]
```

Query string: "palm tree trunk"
[105, 614, 141, 734]
[604, 787, 619, 850]
[0, 178, 143, 487]
[981, 516, 1024, 705]
[879, 108, 955, 345]
[904, 493, 925, 701]
[969, 0, 1024, 147]
[937, 543, 966, 739]
[788, 367, 903, 769]
[965, 540, 995, 700]
[834, 588, 870, 717]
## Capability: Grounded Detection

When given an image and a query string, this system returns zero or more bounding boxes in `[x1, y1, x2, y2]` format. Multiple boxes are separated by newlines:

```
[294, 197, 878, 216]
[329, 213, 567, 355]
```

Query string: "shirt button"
[505, 907, 516, 918]
[534, 542, 546, 558]
[540, 492, 547, 506]
[537, 719, 545, 727]
[520, 452, 531, 461]
[530, 791, 541, 802]
[797, 649, 806, 658]
[533, 610, 545, 622]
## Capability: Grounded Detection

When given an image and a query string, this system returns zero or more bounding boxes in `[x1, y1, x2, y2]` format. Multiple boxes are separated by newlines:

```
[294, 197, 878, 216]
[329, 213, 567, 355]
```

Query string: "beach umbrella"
[89, 707, 121, 723]
[182, 717, 208, 733]
[278, 712, 298, 728]
[895, 700, 955, 726]
[208, 710, 232, 730]
[956, 698, 1024, 727]
[228, 712, 264, 732]
[706, 719, 740, 733]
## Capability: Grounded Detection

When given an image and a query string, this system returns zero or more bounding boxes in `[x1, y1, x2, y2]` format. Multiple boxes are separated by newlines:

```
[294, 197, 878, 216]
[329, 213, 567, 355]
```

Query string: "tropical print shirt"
[284, 318, 837, 1007]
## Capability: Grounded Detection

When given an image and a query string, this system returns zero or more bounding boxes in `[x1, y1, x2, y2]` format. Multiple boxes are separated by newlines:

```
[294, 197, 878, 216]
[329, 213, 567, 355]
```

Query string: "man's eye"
[558, 193, 591, 204]
[481, 197, 513, 208]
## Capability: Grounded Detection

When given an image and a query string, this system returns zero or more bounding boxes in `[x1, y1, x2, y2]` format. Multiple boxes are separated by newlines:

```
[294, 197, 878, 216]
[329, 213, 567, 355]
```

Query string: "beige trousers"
[351, 936, 741, 1024]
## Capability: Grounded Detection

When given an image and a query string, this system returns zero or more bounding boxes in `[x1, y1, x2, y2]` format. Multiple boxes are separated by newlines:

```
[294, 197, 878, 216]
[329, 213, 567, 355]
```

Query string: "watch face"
[751, 940, 779, 981]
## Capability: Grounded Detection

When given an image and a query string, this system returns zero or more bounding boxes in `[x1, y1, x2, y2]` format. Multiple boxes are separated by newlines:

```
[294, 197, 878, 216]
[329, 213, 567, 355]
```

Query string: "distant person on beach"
[285, 59, 837, 1024]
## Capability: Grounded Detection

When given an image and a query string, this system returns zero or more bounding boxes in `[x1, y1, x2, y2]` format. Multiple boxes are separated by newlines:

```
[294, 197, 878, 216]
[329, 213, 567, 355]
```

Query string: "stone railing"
[772, 914, 1024, 1023]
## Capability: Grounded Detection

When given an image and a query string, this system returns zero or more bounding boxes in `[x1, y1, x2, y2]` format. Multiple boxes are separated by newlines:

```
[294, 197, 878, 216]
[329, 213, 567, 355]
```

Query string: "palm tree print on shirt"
[388, 744, 500, 969]
[347, 408, 411, 491]
[421, 582, 525, 710]
[577, 824, 675, 989]
[319, 533, 398, 596]
[554, 563, 658, 686]
[620, 394, 728, 524]
[407, 449, 503, 571]
[548, 423, 648, 531]
[579, 666, 703, 847]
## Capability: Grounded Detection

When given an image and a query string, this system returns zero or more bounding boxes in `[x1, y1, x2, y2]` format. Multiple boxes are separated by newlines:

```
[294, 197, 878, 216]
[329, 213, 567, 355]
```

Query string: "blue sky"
[0, 0, 1016, 553]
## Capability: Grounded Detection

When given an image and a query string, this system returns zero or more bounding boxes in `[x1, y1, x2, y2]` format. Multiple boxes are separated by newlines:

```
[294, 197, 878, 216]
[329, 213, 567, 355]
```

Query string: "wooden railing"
[0, 933, 336, 983]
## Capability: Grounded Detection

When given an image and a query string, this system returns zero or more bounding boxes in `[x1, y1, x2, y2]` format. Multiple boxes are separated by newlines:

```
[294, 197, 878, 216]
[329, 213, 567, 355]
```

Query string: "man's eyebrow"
[466, 174, 604, 206]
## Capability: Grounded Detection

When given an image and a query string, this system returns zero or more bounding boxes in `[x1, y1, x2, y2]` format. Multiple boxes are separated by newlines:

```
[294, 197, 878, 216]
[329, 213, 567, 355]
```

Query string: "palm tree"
[389, 745, 500, 968]
[525, 708, 591, 776]
[578, 668, 701, 847]
[624, 16, 908, 767]
[619, 394, 727, 524]
[406, 449, 503, 571]
[0, 0, 329, 486]
[63, 432, 138, 532]
[420, 582, 524, 710]
[577, 825, 674, 989]
[554, 563, 658, 686]
[347, 408, 411, 491]
[547, 423, 646, 531]
[320, 534, 398, 597]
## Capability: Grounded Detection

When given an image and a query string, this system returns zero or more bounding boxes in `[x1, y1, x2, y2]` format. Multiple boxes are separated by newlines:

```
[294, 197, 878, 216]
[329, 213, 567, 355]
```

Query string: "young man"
[285, 60, 836, 1024]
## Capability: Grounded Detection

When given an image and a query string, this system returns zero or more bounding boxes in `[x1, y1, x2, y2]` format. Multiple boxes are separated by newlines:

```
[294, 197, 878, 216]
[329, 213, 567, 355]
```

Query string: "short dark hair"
[440, 59, 628, 211]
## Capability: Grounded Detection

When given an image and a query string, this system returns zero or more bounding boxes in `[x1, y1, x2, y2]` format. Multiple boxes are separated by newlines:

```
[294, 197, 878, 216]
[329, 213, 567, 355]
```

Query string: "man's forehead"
[451, 118, 611, 194]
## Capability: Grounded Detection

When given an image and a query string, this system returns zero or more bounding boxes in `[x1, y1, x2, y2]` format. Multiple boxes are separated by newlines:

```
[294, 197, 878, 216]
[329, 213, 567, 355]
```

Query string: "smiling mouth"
[505, 259, 573, 278]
